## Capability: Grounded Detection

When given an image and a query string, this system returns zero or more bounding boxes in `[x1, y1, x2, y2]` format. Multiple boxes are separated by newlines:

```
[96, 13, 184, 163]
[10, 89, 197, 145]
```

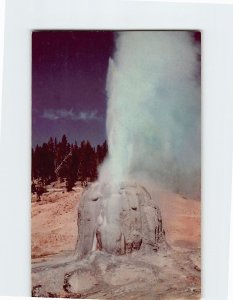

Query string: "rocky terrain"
[75, 183, 167, 259]
[31, 182, 201, 299]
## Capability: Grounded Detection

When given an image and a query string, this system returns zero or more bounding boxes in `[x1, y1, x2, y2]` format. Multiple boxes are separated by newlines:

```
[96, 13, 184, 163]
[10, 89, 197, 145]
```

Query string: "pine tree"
[66, 144, 79, 191]
[32, 136, 107, 188]
[56, 134, 70, 181]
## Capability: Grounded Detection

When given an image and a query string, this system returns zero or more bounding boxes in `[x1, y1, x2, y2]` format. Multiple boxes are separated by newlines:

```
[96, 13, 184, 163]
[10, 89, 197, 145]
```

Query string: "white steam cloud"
[99, 31, 201, 199]
[41, 109, 101, 121]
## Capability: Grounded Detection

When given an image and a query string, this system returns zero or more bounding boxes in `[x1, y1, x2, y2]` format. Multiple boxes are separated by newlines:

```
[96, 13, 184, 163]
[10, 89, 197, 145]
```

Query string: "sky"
[32, 31, 200, 149]
[32, 30, 114, 147]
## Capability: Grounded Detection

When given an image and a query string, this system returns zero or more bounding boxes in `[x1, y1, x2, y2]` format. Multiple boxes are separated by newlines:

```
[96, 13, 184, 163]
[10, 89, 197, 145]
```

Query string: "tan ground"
[155, 188, 200, 250]
[31, 184, 200, 259]
[31, 186, 82, 259]
[31, 183, 201, 299]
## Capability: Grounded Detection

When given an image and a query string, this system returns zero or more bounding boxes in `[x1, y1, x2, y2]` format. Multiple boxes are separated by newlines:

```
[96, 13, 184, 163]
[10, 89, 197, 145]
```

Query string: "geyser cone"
[75, 182, 167, 259]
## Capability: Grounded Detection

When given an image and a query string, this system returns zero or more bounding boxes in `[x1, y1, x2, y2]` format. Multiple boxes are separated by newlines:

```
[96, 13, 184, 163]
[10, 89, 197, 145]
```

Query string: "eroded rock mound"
[75, 182, 166, 259]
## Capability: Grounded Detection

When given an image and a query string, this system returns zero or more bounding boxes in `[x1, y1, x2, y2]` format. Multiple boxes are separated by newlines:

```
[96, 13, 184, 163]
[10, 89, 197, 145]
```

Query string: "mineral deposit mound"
[75, 182, 167, 259]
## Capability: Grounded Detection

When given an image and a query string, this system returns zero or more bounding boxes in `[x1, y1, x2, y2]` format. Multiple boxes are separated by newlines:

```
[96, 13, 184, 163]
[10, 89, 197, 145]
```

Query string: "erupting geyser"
[75, 182, 166, 259]
[75, 31, 200, 259]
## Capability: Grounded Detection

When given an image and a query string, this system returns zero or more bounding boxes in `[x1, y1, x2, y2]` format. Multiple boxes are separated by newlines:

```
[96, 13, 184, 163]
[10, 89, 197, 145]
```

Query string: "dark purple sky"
[32, 31, 200, 148]
[32, 31, 114, 147]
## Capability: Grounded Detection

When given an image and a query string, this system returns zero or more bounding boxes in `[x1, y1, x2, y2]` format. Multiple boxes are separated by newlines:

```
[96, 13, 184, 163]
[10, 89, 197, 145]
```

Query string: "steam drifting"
[99, 31, 201, 199]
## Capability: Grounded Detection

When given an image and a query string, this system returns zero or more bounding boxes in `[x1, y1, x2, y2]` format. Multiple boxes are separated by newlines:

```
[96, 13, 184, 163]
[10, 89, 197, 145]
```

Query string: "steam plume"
[99, 31, 201, 199]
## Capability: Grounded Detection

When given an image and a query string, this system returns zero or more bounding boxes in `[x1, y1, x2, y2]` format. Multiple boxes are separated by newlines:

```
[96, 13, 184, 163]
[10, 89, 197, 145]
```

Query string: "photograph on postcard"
[31, 30, 201, 299]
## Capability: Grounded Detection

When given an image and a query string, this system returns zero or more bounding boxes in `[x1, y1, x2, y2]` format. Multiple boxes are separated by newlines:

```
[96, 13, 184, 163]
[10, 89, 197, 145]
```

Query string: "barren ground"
[31, 182, 201, 299]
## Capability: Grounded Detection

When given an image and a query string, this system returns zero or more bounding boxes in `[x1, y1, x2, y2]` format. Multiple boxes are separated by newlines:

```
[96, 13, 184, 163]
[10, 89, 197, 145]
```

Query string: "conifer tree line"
[32, 134, 108, 191]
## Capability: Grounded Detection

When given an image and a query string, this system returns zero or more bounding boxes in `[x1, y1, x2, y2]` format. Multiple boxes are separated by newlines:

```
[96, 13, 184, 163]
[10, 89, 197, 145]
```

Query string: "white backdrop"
[0, 1, 233, 299]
